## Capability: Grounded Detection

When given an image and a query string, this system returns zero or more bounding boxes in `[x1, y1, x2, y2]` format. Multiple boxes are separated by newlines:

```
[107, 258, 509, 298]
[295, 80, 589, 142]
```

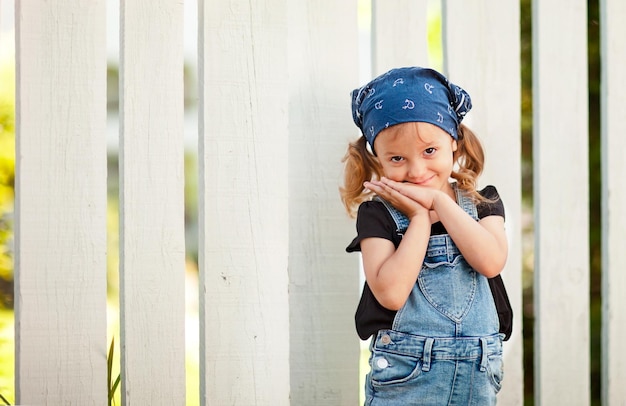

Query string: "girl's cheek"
[380, 167, 393, 179]
[380, 162, 405, 182]
[383, 171, 405, 183]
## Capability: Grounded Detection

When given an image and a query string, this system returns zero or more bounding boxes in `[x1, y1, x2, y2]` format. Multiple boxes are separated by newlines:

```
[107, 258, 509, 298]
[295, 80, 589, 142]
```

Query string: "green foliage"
[0, 308, 13, 404]
[0, 52, 15, 309]
[108, 337, 121, 406]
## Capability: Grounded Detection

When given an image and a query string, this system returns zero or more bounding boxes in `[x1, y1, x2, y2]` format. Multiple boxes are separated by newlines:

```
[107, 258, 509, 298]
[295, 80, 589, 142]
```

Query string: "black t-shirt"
[346, 186, 506, 340]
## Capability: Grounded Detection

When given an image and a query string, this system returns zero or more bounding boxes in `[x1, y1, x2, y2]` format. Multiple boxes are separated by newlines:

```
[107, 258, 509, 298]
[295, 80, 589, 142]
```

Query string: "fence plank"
[287, 1, 360, 404]
[443, 1, 524, 403]
[14, 1, 107, 403]
[533, 0, 590, 404]
[601, 0, 626, 403]
[371, 0, 429, 76]
[119, 1, 186, 403]
[197, 0, 290, 404]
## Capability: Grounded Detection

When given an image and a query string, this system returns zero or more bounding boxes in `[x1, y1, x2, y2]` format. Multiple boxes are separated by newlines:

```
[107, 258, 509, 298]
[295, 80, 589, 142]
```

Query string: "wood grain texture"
[198, 0, 290, 404]
[371, 0, 429, 75]
[287, 0, 361, 404]
[119, 0, 186, 403]
[14, 1, 108, 403]
[532, 0, 590, 404]
[601, 0, 626, 403]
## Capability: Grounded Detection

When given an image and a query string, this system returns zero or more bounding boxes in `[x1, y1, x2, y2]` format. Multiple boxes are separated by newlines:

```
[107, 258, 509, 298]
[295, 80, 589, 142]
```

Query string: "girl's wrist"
[408, 207, 430, 223]
[431, 189, 451, 211]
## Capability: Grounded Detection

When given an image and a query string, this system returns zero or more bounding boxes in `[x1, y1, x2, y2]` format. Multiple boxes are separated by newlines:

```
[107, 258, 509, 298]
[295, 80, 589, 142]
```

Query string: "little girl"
[342, 67, 507, 405]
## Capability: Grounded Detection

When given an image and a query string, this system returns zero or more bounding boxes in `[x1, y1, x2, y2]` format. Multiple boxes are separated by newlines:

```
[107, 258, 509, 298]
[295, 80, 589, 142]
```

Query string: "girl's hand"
[364, 179, 429, 219]
[377, 177, 445, 211]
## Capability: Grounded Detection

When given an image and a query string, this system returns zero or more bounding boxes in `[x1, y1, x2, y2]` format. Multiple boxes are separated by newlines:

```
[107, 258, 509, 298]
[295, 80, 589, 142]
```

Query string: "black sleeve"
[477, 185, 505, 220]
[346, 200, 399, 252]
[346, 200, 400, 339]
[479, 186, 513, 340]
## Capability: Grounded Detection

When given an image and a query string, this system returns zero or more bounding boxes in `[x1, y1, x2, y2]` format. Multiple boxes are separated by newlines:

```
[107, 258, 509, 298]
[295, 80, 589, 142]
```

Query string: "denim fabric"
[365, 331, 503, 405]
[365, 184, 504, 405]
[375, 196, 411, 234]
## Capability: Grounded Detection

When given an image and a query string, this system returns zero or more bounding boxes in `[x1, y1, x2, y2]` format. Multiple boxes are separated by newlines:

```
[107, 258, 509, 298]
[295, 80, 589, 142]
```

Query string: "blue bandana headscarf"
[351, 67, 472, 153]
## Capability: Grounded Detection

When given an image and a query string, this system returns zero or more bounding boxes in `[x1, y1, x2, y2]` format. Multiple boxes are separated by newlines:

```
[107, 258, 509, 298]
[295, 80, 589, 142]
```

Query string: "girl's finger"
[380, 177, 398, 186]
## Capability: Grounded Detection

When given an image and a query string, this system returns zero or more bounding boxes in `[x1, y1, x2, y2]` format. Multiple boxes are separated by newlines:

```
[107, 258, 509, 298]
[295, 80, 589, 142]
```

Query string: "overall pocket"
[369, 349, 423, 387]
[418, 256, 477, 322]
[487, 353, 504, 393]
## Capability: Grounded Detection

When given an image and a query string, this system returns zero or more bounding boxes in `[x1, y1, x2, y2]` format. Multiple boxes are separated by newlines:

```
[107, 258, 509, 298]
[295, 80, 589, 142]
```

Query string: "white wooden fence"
[8, 0, 626, 404]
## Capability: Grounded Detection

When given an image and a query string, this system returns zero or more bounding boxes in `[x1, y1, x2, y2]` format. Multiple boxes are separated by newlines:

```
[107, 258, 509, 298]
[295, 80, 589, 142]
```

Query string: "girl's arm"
[360, 182, 432, 310]
[360, 212, 431, 311]
[373, 178, 508, 278]
[430, 192, 508, 277]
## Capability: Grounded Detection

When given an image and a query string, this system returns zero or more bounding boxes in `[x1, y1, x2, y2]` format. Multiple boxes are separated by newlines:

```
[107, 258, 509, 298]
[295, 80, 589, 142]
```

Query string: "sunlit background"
[0, 0, 608, 405]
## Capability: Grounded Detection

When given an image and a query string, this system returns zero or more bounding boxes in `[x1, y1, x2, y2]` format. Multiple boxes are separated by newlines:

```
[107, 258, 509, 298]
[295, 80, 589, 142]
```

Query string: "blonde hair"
[339, 124, 488, 217]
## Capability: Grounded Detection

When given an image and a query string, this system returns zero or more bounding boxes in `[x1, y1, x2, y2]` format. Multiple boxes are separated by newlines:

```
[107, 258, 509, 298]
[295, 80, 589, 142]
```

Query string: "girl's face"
[374, 122, 457, 193]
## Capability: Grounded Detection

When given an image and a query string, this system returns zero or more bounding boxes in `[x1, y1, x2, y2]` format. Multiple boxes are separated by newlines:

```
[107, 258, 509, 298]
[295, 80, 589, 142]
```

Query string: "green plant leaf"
[107, 337, 119, 406]
[111, 374, 120, 402]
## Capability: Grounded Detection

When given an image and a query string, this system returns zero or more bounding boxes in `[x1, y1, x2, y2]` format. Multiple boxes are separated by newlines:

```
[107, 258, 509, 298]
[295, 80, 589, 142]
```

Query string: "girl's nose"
[408, 160, 427, 180]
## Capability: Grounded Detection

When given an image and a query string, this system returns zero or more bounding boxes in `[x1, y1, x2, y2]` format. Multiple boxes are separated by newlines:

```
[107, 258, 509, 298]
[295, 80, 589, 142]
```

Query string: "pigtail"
[340, 136, 383, 217]
[452, 124, 491, 203]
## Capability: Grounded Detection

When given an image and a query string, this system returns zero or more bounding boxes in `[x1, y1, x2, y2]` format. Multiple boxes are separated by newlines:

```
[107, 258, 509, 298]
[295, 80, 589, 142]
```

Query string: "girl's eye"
[390, 156, 404, 162]
[424, 147, 436, 156]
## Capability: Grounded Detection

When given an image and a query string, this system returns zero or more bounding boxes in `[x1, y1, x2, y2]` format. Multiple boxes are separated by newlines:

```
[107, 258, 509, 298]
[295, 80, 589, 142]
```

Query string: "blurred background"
[0, 0, 605, 404]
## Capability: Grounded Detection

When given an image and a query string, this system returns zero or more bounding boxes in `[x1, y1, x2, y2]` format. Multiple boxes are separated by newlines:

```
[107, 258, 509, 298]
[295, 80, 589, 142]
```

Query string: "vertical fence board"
[371, 0, 429, 76]
[533, 0, 590, 404]
[601, 0, 626, 403]
[14, 1, 107, 403]
[197, 0, 290, 404]
[287, 1, 360, 404]
[119, 1, 186, 403]
[443, 1, 524, 403]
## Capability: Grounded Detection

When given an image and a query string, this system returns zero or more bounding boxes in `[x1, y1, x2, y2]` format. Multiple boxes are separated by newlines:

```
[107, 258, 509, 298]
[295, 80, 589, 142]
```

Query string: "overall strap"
[454, 183, 478, 221]
[373, 195, 410, 234]
[374, 182, 478, 235]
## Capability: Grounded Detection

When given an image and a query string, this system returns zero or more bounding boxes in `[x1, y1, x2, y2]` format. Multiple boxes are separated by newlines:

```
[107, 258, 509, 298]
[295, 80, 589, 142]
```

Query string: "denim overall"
[365, 184, 504, 406]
